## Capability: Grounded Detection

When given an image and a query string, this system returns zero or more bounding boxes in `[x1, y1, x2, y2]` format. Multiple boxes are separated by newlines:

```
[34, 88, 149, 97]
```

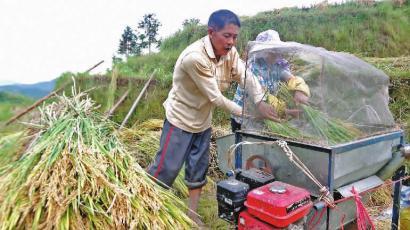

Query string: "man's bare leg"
[187, 187, 205, 227]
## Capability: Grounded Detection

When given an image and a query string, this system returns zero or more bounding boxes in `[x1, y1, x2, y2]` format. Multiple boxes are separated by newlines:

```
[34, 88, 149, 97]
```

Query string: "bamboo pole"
[5, 60, 105, 126]
[85, 60, 104, 73]
[5, 86, 65, 125]
[106, 66, 118, 111]
[120, 70, 157, 129]
[105, 89, 130, 118]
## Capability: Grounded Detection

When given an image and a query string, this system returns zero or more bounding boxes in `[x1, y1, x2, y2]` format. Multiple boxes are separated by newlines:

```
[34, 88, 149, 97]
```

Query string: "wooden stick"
[120, 70, 157, 129]
[85, 60, 104, 73]
[105, 66, 118, 111]
[105, 89, 130, 118]
[5, 85, 66, 125]
[5, 60, 105, 126]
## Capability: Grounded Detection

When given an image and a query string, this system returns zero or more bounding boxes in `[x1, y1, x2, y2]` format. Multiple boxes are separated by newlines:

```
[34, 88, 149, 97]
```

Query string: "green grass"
[0, 92, 33, 122]
[161, 1, 410, 57]
[0, 131, 26, 167]
[197, 192, 231, 229]
[0, 104, 14, 121]
[244, 1, 410, 57]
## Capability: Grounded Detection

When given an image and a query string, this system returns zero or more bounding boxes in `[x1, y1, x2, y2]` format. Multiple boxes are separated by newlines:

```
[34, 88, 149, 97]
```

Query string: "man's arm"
[181, 52, 242, 116]
[231, 56, 280, 121]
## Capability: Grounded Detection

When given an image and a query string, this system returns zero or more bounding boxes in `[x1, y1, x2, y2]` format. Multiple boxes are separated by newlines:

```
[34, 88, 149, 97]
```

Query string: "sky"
[0, 0, 343, 85]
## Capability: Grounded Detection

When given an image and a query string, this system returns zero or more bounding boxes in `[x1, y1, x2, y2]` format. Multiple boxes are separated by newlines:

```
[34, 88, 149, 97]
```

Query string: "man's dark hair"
[208, 9, 241, 31]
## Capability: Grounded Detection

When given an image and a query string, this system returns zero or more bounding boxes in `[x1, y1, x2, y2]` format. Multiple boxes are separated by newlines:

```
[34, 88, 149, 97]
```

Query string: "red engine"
[238, 210, 278, 230]
[217, 169, 312, 229]
[240, 181, 312, 229]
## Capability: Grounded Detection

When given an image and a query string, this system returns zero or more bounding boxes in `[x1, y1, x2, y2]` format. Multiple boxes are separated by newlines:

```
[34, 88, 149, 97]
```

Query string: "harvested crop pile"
[0, 91, 193, 229]
[121, 119, 164, 168]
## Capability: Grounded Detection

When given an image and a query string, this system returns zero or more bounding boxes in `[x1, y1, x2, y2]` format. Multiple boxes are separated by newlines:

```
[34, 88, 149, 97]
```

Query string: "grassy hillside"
[0, 92, 33, 122]
[121, 2, 409, 79]
[239, 1, 410, 57]
[161, 1, 410, 57]
[51, 1, 410, 136]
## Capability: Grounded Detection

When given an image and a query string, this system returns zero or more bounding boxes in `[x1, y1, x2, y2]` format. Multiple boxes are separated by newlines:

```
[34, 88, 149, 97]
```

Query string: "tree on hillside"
[118, 26, 139, 57]
[182, 18, 200, 27]
[137, 13, 161, 54]
[135, 32, 148, 54]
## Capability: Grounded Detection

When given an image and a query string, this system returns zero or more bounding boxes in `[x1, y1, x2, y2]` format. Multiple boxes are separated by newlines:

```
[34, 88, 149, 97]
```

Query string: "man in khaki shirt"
[147, 9, 277, 226]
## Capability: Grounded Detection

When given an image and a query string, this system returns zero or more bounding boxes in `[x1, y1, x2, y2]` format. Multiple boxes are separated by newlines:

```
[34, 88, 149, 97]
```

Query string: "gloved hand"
[268, 94, 304, 119]
[287, 76, 311, 97]
[256, 101, 281, 122]
[267, 94, 286, 119]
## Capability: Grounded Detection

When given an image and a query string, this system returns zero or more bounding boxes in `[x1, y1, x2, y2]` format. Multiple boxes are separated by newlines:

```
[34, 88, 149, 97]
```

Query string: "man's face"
[208, 23, 239, 58]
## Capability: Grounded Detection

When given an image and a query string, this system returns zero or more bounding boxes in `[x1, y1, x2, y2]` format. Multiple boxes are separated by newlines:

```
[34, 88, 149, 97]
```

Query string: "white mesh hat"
[249, 29, 300, 54]
[255, 29, 281, 43]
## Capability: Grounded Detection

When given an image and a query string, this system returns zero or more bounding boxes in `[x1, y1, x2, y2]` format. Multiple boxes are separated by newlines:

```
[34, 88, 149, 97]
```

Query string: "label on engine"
[286, 197, 310, 213]
[224, 197, 233, 205]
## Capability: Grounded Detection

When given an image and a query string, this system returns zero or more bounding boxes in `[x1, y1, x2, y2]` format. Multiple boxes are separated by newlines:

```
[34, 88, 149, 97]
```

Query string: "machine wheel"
[245, 155, 273, 174]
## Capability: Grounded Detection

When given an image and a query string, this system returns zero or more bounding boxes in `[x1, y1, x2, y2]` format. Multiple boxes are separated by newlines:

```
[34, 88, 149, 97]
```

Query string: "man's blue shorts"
[147, 119, 211, 189]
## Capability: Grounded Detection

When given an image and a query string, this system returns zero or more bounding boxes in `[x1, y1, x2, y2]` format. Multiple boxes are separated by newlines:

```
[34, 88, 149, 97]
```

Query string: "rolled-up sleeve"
[181, 52, 242, 116]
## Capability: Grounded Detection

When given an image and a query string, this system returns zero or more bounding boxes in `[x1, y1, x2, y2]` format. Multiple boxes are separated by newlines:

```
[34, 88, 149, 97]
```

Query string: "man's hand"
[257, 101, 281, 122]
[293, 91, 309, 105]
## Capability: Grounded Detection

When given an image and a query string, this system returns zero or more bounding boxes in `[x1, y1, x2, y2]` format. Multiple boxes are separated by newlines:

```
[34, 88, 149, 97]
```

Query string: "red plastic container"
[245, 181, 312, 228]
[237, 210, 277, 230]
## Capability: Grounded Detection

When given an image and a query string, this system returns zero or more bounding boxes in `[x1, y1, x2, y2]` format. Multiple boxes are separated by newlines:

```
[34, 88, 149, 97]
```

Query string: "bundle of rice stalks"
[0, 91, 193, 229]
[121, 126, 161, 168]
[265, 83, 362, 145]
[263, 83, 310, 140]
[276, 82, 296, 108]
[264, 120, 306, 139]
[302, 105, 362, 145]
[133, 118, 164, 131]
